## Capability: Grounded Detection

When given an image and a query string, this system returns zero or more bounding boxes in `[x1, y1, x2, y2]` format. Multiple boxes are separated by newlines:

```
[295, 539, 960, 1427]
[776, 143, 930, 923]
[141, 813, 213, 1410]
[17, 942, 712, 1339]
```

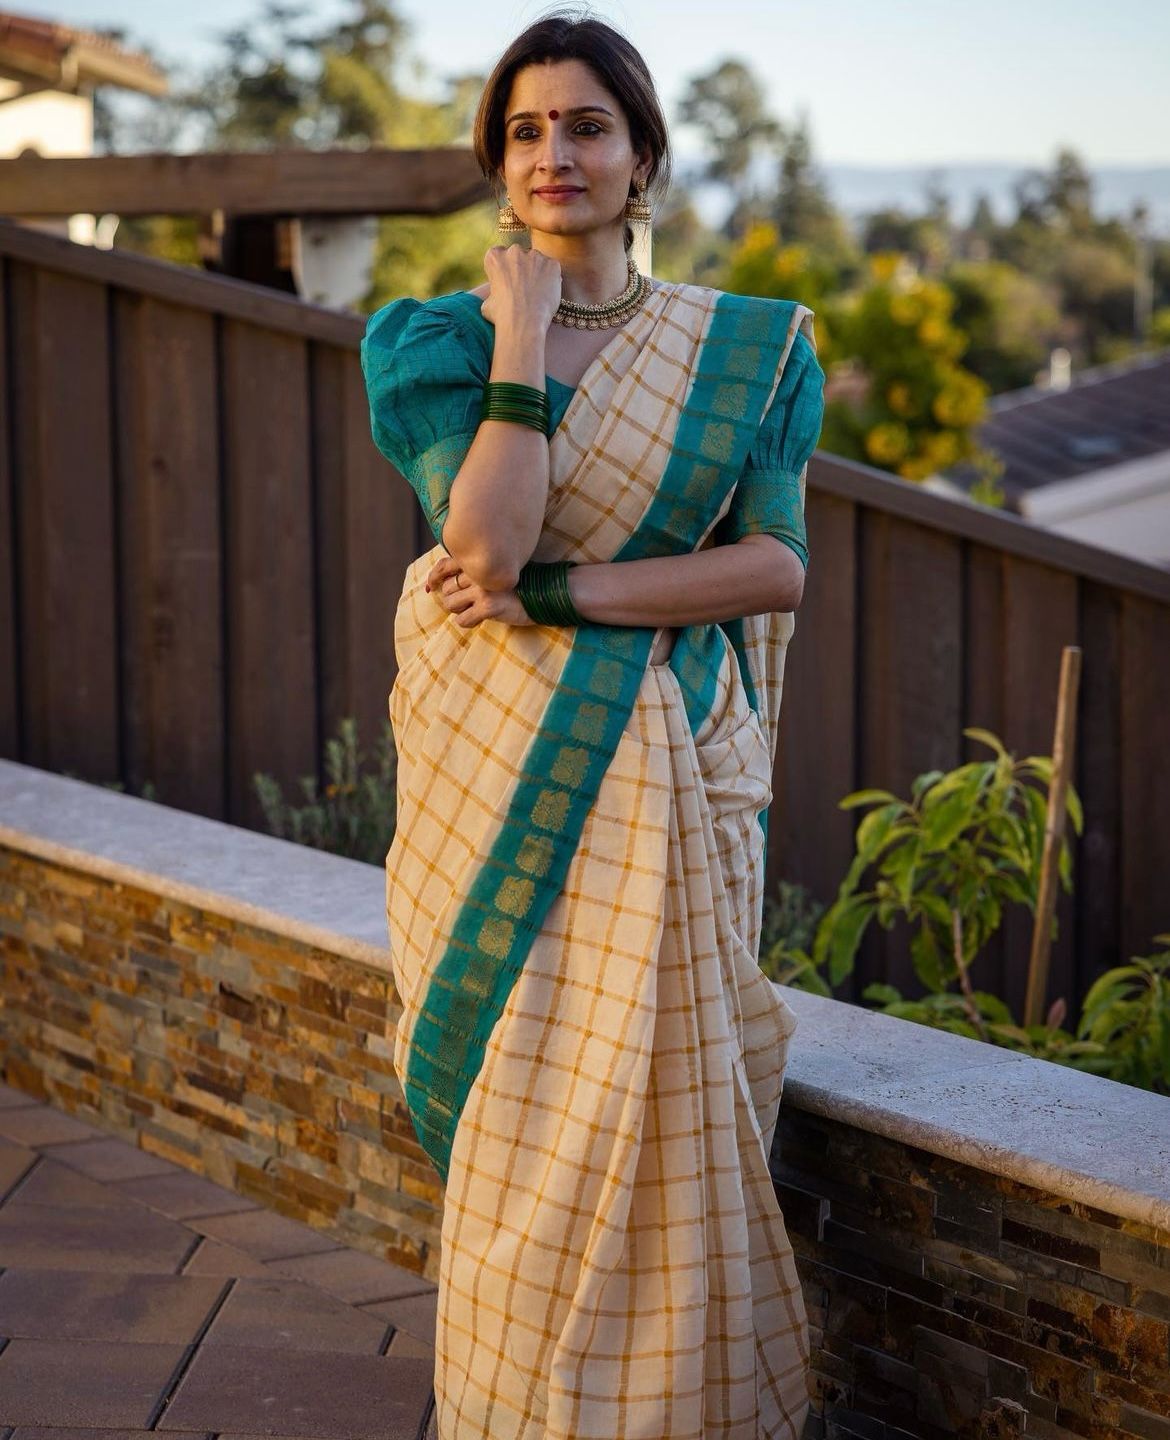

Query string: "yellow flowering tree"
[831, 252, 990, 482]
[723, 221, 843, 363]
[724, 232, 992, 486]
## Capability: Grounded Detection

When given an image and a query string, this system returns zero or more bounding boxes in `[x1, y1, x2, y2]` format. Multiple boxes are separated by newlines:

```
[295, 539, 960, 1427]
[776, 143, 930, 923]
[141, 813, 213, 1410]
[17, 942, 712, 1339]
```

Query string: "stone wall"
[0, 845, 441, 1281]
[777, 1109, 1170, 1440]
[3, 758, 1169, 1438]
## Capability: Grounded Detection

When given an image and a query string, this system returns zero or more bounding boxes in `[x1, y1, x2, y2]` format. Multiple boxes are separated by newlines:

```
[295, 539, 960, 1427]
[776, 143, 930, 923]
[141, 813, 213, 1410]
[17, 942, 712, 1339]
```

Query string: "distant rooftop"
[0, 8, 166, 96]
[947, 347, 1170, 501]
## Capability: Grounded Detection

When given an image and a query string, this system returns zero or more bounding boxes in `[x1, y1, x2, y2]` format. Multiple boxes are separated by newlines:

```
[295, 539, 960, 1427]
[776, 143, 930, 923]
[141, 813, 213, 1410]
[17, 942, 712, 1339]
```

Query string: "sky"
[36, 0, 1170, 168]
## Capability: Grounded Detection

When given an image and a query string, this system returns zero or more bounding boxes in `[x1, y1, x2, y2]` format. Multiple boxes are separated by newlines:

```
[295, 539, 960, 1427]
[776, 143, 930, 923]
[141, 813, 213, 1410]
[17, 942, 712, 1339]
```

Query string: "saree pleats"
[380, 281, 818, 1438]
[429, 651, 806, 1439]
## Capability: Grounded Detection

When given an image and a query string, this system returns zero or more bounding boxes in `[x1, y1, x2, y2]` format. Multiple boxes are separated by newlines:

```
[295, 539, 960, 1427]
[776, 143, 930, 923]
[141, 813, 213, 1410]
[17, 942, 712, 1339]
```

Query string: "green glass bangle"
[516, 560, 583, 627]
[481, 409, 548, 433]
[482, 382, 548, 413]
[481, 381, 548, 430]
[485, 381, 548, 401]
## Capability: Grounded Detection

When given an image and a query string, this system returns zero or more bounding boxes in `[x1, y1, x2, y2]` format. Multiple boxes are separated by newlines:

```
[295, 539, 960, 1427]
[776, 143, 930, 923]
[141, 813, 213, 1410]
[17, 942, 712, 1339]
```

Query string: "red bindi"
[548, 109, 559, 119]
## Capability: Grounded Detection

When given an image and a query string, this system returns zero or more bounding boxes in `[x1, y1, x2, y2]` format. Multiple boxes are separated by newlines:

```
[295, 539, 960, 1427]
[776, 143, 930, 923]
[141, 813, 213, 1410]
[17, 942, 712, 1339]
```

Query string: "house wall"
[0, 87, 92, 158]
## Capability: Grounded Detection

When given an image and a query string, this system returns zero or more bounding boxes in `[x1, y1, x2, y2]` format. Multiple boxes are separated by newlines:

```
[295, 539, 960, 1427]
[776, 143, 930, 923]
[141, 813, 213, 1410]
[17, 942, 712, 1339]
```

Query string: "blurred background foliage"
[96, 0, 1170, 492]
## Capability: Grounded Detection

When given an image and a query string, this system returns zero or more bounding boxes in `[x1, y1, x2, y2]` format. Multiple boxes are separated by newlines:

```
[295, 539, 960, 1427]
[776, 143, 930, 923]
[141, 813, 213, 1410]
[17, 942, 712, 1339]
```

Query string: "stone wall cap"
[0, 758, 390, 973]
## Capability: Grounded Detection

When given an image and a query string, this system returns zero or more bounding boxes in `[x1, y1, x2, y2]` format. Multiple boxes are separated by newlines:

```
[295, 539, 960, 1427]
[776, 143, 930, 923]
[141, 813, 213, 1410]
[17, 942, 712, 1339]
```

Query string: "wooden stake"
[1023, 645, 1082, 1028]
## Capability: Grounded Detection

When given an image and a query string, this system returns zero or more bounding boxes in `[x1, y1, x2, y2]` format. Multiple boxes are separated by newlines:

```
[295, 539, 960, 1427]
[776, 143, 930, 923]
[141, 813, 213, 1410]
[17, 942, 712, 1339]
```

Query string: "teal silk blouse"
[362, 291, 822, 568]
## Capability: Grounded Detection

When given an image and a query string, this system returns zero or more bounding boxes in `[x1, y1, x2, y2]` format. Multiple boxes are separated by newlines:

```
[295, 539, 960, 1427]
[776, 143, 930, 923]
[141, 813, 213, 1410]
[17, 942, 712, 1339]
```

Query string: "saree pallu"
[374, 281, 819, 1439]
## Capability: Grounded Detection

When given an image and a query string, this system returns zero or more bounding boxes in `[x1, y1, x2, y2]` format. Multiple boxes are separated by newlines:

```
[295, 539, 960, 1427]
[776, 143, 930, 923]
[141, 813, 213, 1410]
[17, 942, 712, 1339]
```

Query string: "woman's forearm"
[441, 322, 550, 590]
[566, 534, 805, 627]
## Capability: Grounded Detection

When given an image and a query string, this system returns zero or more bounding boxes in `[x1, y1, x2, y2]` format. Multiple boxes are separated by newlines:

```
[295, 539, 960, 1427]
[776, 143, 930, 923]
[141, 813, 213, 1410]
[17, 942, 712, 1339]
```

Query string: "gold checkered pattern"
[387, 282, 814, 1438]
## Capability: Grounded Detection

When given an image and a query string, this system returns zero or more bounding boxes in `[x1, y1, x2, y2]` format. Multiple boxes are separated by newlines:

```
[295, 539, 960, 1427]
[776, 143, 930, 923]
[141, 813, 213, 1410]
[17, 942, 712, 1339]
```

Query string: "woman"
[361, 11, 824, 1438]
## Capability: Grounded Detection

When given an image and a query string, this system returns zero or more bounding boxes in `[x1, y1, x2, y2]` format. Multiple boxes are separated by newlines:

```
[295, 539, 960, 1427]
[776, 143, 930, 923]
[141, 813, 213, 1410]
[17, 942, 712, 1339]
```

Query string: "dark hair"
[472, 6, 672, 253]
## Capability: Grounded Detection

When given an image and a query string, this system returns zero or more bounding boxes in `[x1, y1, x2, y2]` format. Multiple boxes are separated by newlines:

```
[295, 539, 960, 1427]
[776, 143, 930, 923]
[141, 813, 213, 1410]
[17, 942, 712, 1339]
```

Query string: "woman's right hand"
[481, 244, 562, 334]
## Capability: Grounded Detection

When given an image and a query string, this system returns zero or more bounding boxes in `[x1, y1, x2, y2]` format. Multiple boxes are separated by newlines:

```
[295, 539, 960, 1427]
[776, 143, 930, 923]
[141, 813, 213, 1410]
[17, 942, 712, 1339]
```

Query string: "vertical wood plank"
[963, 543, 1006, 752]
[856, 510, 963, 1000]
[0, 257, 18, 756]
[963, 541, 1008, 999]
[113, 292, 225, 818]
[1119, 592, 1170, 962]
[10, 263, 119, 779]
[221, 320, 317, 830]
[1076, 581, 1121, 988]
[311, 343, 409, 777]
[999, 557, 1080, 1020]
[772, 485, 858, 939]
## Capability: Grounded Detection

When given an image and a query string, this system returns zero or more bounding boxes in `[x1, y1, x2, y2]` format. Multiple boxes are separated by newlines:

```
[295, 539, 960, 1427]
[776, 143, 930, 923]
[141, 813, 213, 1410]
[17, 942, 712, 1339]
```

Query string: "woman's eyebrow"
[505, 105, 615, 125]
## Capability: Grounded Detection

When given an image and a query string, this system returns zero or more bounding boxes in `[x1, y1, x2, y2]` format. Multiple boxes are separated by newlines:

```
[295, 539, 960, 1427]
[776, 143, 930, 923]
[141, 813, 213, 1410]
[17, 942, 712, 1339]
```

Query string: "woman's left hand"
[424, 555, 533, 628]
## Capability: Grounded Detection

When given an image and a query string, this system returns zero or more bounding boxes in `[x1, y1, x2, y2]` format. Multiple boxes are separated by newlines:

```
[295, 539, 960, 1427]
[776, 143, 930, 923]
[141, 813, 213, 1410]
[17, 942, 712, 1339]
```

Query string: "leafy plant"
[758, 880, 828, 991]
[1067, 936, 1170, 1092]
[252, 715, 397, 865]
[813, 727, 1083, 1041]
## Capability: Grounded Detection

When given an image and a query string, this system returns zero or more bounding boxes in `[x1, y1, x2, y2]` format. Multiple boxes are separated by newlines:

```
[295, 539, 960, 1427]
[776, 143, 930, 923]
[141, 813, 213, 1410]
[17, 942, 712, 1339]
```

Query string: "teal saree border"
[404, 293, 798, 1181]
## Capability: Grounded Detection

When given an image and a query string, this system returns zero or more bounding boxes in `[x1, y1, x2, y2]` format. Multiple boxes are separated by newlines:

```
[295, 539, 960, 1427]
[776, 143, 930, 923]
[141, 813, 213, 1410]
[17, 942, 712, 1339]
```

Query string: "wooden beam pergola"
[0, 147, 492, 218]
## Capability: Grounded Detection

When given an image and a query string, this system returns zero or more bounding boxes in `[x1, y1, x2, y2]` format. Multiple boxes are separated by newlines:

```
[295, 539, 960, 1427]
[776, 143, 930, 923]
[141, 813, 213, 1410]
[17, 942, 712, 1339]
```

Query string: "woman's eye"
[513, 122, 602, 140]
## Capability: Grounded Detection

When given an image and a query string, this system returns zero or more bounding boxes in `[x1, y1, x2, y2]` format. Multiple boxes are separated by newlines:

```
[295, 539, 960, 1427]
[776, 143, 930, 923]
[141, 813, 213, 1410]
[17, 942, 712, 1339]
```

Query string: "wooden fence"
[2, 217, 1167, 1017]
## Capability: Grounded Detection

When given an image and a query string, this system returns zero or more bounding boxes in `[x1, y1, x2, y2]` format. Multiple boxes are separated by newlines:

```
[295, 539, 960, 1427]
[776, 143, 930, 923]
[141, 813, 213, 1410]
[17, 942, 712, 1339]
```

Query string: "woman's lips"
[534, 188, 584, 202]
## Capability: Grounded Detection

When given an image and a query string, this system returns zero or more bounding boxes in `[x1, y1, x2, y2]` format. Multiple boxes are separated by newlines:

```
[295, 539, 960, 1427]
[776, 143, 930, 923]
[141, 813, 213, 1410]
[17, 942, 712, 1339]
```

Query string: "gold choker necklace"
[552, 259, 651, 330]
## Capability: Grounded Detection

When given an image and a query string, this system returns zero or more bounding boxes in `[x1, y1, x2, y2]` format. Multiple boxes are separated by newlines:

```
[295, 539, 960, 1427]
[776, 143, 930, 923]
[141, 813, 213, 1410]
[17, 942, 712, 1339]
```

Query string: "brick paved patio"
[0, 1081, 440, 1439]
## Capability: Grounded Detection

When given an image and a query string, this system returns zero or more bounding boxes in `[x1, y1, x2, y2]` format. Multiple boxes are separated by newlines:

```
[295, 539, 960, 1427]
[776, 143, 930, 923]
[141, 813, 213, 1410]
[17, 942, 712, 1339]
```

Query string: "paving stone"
[10, 1430, 206, 1439]
[0, 1338, 186, 1426]
[264, 1246, 437, 1306]
[158, 1345, 434, 1438]
[0, 1142, 36, 1195]
[116, 1168, 262, 1221]
[188, 1207, 341, 1262]
[0, 1268, 224, 1342]
[0, 1085, 43, 1110]
[204, 1276, 388, 1353]
[180, 1238, 270, 1278]
[6, 1157, 134, 1210]
[0, 1107, 101, 1149]
[43, 1137, 177, 1183]
[0, 1202, 195, 1273]
[360, 1288, 438, 1345]
[386, 1330, 435, 1360]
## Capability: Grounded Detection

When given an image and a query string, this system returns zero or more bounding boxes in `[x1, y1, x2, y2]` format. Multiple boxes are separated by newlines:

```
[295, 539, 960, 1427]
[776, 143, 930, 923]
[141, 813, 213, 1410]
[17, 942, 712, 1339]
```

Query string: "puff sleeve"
[713, 328, 825, 569]
[360, 297, 489, 543]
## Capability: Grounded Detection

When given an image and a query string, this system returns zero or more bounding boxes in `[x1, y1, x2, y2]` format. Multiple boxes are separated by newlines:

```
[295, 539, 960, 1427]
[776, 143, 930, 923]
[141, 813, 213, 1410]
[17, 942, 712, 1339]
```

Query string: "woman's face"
[499, 58, 650, 243]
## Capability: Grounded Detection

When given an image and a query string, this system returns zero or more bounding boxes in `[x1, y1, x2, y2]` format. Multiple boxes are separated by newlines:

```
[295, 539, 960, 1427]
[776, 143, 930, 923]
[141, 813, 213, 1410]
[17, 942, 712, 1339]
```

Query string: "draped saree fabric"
[361, 279, 824, 1440]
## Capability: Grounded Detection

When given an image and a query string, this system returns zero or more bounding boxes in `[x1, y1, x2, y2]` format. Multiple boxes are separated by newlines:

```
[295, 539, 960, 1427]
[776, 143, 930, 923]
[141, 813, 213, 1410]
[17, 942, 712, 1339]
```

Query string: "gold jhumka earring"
[496, 196, 527, 234]
[496, 178, 653, 235]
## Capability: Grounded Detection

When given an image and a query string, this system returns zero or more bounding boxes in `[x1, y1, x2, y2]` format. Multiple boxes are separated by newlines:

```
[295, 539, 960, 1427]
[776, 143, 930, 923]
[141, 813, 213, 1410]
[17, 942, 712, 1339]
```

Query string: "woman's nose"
[536, 126, 571, 170]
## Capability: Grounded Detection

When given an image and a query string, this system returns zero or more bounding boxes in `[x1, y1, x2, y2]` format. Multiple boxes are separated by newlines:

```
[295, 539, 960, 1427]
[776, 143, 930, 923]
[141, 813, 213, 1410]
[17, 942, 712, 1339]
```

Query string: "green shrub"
[252, 715, 397, 866]
[776, 725, 1169, 1093]
[813, 726, 1082, 1013]
[1061, 935, 1170, 1092]
[759, 880, 828, 991]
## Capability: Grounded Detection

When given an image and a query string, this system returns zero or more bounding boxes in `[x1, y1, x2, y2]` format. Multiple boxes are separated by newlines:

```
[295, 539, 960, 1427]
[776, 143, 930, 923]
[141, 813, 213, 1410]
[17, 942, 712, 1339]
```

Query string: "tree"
[824, 254, 990, 483]
[1012, 147, 1095, 233]
[675, 59, 785, 240]
[770, 109, 853, 265]
[945, 260, 1063, 392]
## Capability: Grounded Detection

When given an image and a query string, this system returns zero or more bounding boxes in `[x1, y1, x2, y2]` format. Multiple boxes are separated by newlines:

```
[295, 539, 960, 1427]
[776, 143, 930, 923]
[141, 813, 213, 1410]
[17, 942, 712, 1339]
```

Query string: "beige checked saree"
[361, 278, 824, 1439]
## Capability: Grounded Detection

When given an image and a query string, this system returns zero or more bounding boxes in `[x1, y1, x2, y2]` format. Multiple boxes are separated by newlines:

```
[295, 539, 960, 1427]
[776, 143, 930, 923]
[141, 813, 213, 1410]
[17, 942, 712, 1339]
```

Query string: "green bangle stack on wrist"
[516, 560, 584, 627]
[480, 381, 549, 433]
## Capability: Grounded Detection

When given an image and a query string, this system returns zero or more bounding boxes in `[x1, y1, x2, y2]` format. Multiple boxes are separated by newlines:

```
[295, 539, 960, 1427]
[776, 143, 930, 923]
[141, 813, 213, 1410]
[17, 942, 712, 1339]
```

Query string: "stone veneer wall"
[2, 759, 1169, 1439]
[775, 1110, 1170, 1440]
[0, 847, 440, 1280]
